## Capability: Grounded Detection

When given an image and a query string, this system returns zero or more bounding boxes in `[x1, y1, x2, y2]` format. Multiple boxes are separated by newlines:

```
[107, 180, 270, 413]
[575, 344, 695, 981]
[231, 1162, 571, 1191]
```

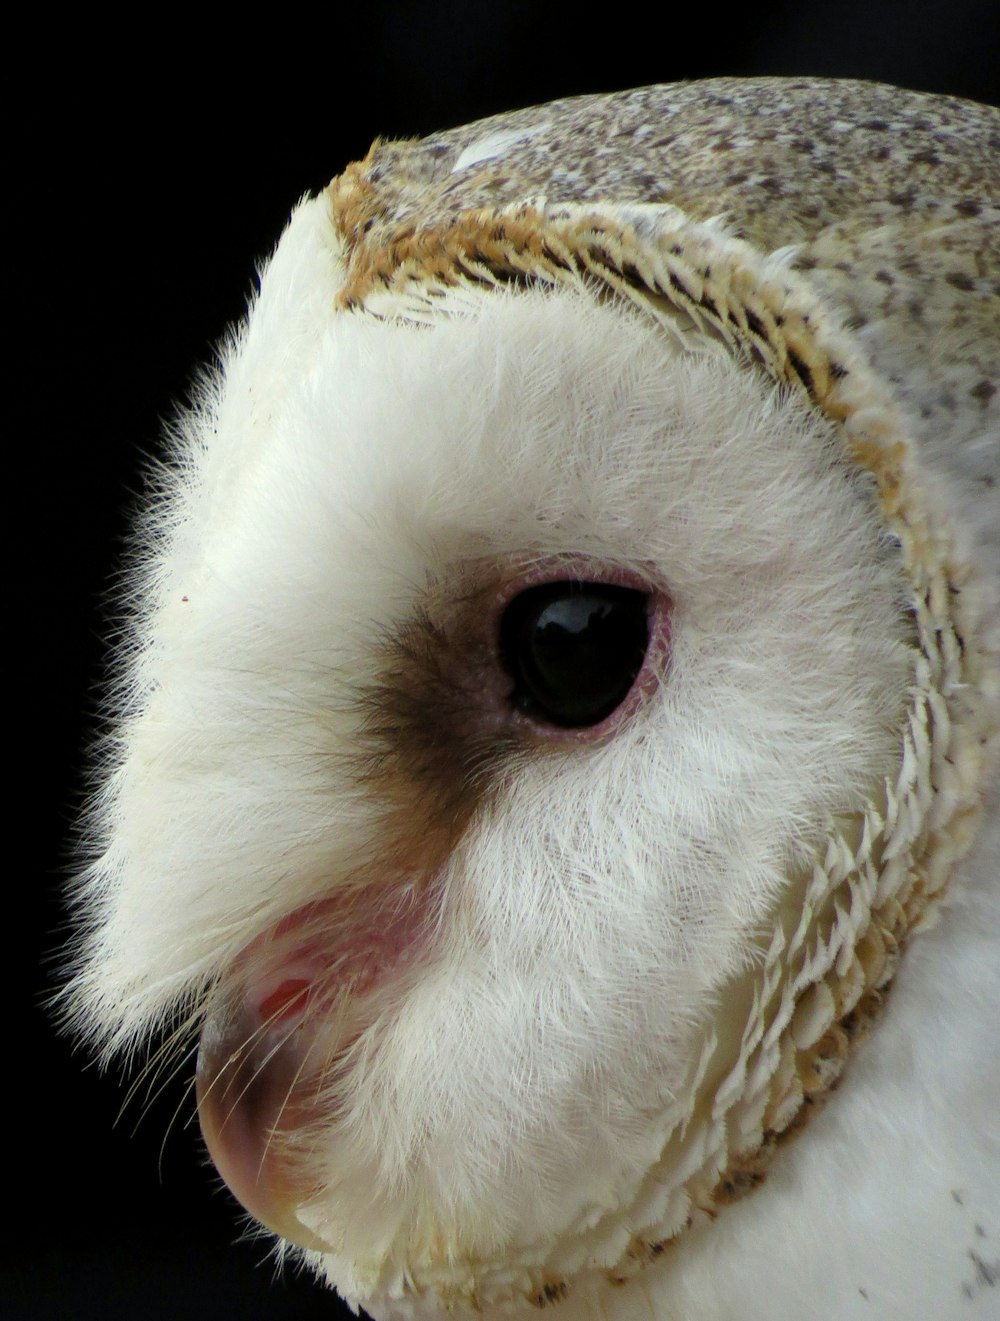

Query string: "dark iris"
[500, 581, 650, 729]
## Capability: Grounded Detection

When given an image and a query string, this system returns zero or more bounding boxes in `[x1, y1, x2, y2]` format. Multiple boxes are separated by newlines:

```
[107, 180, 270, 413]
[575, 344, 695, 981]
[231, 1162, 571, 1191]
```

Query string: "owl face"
[70, 78, 1000, 1321]
[74, 190, 912, 1308]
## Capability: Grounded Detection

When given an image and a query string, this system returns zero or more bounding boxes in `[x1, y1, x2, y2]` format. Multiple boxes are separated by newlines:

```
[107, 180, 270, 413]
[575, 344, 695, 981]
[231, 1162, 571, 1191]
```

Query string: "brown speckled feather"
[331, 79, 999, 523]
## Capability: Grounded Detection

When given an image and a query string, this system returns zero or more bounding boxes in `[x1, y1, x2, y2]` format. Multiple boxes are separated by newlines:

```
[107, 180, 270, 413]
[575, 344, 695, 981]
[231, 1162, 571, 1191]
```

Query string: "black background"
[19, 5, 999, 1318]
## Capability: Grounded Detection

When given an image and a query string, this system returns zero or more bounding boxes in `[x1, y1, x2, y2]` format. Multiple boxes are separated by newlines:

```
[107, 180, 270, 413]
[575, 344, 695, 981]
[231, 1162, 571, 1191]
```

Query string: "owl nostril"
[499, 580, 653, 729]
[255, 975, 315, 1026]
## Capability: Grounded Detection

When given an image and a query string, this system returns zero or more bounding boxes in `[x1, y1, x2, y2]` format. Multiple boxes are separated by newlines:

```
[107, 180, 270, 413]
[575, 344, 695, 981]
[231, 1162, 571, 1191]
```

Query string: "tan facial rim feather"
[323, 172, 1000, 1308]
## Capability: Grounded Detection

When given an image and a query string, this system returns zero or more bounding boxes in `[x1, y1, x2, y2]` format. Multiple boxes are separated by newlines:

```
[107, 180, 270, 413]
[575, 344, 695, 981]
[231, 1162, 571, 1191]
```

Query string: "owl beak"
[196, 980, 335, 1253]
[196, 883, 440, 1251]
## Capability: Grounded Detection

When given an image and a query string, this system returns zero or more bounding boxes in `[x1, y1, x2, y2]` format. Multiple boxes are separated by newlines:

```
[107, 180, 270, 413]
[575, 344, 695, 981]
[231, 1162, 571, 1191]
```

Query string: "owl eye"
[499, 581, 650, 729]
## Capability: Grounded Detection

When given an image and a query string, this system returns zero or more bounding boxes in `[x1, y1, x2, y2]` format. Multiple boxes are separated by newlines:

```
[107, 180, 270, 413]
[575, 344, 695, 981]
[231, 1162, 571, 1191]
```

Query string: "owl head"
[68, 80, 999, 1319]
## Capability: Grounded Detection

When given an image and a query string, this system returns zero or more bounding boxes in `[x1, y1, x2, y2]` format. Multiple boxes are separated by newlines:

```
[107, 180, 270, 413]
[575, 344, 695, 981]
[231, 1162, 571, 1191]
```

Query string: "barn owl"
[68, 79, 999, 1321]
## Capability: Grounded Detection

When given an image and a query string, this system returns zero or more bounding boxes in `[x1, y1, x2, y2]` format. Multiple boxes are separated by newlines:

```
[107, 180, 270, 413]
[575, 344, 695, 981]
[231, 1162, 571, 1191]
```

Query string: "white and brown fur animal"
[69, 79, 999, 1320]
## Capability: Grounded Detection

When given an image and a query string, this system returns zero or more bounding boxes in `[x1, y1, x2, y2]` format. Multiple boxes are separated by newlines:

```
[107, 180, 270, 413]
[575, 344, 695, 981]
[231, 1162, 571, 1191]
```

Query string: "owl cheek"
[196, 885, 439, 1251]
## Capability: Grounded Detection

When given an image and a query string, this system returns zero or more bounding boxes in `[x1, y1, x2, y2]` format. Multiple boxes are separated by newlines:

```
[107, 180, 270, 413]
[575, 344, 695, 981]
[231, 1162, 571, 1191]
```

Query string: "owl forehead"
[210, 286, 850, 634]
[303, 290, 690, 562]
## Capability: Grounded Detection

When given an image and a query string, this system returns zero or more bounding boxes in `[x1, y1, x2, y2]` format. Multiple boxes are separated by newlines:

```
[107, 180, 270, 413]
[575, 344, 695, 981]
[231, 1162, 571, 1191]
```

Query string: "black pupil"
[500, 581, 650, 728]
